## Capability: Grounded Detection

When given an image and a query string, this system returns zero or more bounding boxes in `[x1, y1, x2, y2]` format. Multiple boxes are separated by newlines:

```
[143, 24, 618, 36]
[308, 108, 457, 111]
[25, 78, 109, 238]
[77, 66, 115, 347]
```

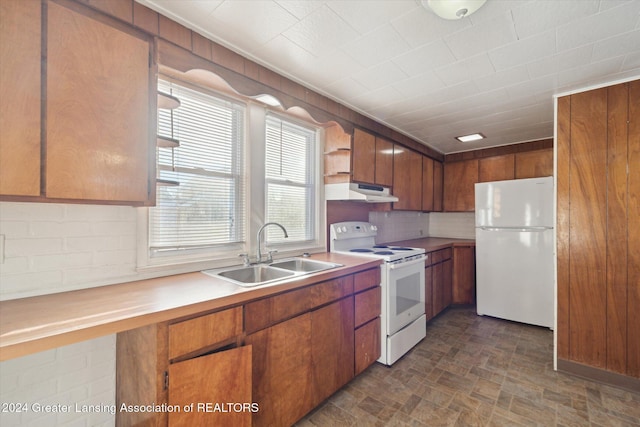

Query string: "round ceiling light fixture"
[422, 0, 487, 20]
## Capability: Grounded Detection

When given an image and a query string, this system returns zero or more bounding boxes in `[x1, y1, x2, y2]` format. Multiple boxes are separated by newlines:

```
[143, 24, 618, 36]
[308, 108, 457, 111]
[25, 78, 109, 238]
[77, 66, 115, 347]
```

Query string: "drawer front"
[168, 306, 242, 359]
[355, 286, 381, 327]
[353, 267, 381, 293]
[245, 275, 354, 334]
[432, 247, 453, 264]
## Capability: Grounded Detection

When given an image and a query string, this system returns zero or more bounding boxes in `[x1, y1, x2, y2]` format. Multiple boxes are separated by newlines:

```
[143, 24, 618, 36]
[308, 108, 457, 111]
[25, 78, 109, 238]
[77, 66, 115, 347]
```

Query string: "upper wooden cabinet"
[479, 154, 515, 182]
[352, 128, 394, 186]
[443, 159, 478, 212]
[422, 156, 435, 211]
[515, 148, 553, 179]
[45, 1, 155, 204]
[0, 0, 41, 196]
[433, 161, 443, 211]
[393, 146, 423, 211]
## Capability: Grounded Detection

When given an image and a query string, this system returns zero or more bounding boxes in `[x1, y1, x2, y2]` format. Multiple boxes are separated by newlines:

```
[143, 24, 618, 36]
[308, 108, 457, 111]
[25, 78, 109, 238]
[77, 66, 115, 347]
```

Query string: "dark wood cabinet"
[422, 156, 435, 211]
[352, 129, 394, 187]
[557, 79, 640, 381]
[443, 160, 478, 211]
[515, 149, 553, 179]
[375, 137, 394, 187]
[393, 146, 423, 211]
[478, 154, 515, 182]
[433, 161, 443, 211]
[353, 268, 381, 376]
[429, 248, 453, 317]
[452, 246, 476, 305]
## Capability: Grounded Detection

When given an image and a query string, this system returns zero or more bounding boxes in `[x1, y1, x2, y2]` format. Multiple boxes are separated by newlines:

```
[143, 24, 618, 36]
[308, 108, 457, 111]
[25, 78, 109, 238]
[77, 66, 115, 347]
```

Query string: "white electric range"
[330, 221, 427, 365]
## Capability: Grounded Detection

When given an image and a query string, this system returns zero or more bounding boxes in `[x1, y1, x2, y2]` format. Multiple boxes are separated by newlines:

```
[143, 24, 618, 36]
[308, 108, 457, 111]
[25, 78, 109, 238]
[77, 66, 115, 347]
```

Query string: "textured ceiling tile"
[591, 29, 640, 62]
[525, 45, 593, 80]
[341, 24, 411, 68]
[392, 40, 456, 75]
[488, 30, 556, 71]
[434, 54, 496, 86]
[392, 71, 445, 98]
[512, 0, 600, 39]
[391, 5, 470, 48]
[274, 0, 324, 20]
[557, 56, 626, 88]
[444, 12, 517, 60]
[354, 61, 409, 91]
[327, 0, 417, 35]
[472, 65, 530, 93]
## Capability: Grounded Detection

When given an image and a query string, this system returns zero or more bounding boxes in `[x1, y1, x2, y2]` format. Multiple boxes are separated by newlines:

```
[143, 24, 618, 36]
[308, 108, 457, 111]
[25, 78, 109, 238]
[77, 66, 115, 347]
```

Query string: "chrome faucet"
[257, 222, 288, 263]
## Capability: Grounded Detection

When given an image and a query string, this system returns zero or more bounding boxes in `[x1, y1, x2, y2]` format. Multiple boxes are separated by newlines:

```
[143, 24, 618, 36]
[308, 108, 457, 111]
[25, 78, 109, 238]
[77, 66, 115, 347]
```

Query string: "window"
[149, 80, 245, 257]
[264, 114, 317, 244]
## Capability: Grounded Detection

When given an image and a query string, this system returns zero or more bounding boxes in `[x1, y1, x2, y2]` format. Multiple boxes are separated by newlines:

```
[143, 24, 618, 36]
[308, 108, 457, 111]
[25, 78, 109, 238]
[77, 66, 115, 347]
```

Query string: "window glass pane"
[265, 114, 316, 243]
[150, 80, 245, 253]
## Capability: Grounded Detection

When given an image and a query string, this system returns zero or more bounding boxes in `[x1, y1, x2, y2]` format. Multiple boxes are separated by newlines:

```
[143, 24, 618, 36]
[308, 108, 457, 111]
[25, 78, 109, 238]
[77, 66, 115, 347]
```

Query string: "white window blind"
[150, 80, 245, 254]
[265, 114, 317, 244]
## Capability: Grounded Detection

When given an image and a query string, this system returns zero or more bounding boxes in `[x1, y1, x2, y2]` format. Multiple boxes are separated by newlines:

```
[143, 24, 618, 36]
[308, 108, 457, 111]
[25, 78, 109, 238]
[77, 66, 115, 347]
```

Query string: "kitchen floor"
[296, 307, 640, 426]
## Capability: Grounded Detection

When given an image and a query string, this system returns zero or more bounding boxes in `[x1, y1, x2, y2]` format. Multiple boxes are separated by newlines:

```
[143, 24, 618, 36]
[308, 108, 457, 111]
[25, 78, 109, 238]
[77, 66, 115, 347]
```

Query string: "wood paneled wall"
[557, 79, 639, 382]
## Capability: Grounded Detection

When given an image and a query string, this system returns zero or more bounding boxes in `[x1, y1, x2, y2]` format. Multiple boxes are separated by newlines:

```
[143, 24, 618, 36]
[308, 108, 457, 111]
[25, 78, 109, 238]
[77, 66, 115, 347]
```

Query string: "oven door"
[385, 256, 426, 335]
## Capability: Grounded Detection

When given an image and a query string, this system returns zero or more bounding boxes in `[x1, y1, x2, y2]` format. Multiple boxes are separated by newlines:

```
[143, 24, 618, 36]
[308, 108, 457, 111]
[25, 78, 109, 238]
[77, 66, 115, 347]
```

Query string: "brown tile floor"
[296, 307, 640, 426]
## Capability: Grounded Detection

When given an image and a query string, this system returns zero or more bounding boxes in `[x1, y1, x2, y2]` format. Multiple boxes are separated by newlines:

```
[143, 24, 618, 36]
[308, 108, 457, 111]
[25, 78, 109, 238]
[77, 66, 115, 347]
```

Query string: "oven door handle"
[388, 255, 427, 269]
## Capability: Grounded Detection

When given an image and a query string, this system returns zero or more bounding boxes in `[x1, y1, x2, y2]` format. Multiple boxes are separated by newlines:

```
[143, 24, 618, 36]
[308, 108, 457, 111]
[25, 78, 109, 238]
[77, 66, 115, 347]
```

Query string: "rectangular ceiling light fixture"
[455, 133, 485, 142]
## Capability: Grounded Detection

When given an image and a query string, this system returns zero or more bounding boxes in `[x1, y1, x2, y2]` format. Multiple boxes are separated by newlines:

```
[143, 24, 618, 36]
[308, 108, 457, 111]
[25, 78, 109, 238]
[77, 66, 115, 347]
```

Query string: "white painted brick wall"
[0, 202, 140, 427]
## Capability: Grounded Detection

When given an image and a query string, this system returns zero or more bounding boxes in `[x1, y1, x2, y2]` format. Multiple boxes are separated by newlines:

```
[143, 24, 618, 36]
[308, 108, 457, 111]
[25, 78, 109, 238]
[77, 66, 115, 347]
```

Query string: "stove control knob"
[371, 225, 377, 231]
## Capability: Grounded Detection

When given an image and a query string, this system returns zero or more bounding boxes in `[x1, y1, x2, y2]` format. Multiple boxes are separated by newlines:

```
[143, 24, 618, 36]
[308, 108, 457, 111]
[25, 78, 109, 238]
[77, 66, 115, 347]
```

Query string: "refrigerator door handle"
[479, 226, 552, 232]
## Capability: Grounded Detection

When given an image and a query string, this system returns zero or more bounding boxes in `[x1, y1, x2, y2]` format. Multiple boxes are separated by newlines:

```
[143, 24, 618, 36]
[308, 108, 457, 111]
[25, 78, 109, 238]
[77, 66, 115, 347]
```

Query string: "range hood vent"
[325, 183, 399, 203]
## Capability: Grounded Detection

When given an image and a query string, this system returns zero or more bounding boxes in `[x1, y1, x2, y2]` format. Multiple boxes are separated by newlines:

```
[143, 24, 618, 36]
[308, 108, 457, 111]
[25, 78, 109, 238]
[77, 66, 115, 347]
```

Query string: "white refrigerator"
[475, 176, 554, 328]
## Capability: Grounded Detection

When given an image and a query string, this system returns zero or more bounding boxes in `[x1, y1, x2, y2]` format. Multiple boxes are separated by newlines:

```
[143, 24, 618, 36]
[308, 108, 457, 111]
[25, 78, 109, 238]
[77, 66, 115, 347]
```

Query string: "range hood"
[325, 183, 399, 203]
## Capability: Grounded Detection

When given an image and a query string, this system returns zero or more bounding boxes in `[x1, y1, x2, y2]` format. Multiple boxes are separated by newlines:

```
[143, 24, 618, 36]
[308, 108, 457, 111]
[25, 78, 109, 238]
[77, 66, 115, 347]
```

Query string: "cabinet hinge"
[164, 371, 169, 390]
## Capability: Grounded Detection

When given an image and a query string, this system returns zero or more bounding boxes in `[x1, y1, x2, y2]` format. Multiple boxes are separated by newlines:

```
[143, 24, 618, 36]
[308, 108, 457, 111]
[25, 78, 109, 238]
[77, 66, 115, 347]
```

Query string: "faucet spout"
[257, 222, 288, 263]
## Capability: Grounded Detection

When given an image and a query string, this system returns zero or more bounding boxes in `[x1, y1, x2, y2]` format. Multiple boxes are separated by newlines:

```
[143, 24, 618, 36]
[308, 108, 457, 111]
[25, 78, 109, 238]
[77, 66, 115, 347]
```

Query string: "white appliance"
[325, 183, 399, 203]
[475, 176, 554, 328]
[330, 221, 426, 365]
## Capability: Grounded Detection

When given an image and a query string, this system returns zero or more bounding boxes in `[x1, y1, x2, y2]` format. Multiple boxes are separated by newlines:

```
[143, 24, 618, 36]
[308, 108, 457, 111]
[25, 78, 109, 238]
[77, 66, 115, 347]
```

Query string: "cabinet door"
[479, 154, 515, 182]
[443, 258, 453, 308]
[393, 147, 423, 211]
[433, 161, 443, 211]
[422, 156, 435, 211]
[443, 160, 478, 211]
[0, 0, 41, 196]
[452, 246, 476, 305]
[246, 314, 314, 427]
[432, 262, 445, 316]
[424, 264, 434, 320]
[352, 128, 376, 184]
[168, 346, 252, 427]
[311, 297, 354, 405]
[515, 149, 553, 179]
[375, 137, 394, 186]
[355, 317, 380, 375]
[46, 2, 153, 204]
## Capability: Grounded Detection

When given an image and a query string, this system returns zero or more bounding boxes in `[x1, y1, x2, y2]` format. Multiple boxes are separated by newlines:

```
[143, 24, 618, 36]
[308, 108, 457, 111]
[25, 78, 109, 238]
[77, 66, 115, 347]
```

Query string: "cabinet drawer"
[432, 248, 453, 263]
[245, 275, 354, 334]
[354, 267, 381, 293]
[168, 306, 242, 359]
[355, 286, 381, 327]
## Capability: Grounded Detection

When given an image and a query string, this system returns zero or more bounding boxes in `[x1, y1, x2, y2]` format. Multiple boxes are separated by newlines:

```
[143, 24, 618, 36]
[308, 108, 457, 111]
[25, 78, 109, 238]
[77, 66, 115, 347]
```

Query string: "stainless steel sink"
[202, 258, 342, 287]
[269, 258, 341, 273]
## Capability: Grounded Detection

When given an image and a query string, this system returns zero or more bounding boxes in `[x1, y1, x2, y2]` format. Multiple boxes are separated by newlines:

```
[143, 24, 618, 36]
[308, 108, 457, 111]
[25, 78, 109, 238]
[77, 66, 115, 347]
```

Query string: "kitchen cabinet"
[557, 79, 640, 380]
[452, 246, 476, 305]
[354, 268, 382, 375]
[443, 159, 478, 211]
[433, 161, 443, 211]
[478, 154, 515, 182]
[0, 0, 41, 197]
[45, 1, 155, 204]
[393, 146, 423, 211]
[422, 156, 435, 211]
[429, 248, 453, 317]
[352, 128, 394, 186]
[116, 306, 249, 427]
[515, 149, 553, 179]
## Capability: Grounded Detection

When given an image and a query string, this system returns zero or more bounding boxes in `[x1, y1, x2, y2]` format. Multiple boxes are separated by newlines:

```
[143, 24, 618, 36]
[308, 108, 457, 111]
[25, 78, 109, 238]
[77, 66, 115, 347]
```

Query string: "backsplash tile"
[369, 211, 429, 243]
[428, 212, 476, 239]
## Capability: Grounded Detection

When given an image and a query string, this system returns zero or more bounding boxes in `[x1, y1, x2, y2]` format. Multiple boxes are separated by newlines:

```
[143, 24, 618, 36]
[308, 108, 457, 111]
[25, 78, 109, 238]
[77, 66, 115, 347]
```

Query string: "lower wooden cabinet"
[429, 248, 453, 318]
[452, 246, 476, 305]
[168, 346, 252, 427]
[117, 268, 381, 427]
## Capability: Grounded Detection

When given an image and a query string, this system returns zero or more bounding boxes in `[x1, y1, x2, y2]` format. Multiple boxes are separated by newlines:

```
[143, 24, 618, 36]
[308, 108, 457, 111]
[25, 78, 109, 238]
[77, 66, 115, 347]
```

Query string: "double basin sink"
[202, 258, 342, 287]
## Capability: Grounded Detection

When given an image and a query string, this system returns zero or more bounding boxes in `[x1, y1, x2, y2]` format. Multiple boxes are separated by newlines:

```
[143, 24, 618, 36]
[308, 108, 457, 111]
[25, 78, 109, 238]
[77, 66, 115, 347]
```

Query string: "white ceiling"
[137, 0, 640, 154]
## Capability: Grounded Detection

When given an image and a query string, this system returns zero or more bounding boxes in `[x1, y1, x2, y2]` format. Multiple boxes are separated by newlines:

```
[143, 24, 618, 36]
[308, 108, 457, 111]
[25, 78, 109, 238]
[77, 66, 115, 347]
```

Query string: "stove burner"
[350, 248, 374, 253]
[373, 245, 389, 248]
[390, 247, 413, 251]
[374, 251, 394, 255]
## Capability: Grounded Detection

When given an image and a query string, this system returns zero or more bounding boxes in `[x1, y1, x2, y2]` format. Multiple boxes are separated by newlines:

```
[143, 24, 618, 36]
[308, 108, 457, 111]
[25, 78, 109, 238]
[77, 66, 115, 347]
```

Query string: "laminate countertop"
[0, 253, 382, 362]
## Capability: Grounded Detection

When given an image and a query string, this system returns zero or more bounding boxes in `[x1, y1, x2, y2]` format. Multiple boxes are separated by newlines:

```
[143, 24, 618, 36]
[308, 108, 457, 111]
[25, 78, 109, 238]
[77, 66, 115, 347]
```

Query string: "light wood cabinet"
[557, 79, 640, 380]
[452, 246, 476, 305]
[0, 0, 41, 196]
[515, 149, 553, 179]
[117, 306, 249, 427]
[478, 154, 514, 182]
[443, 159, 478, 211]
[45, 1, 155, 204]
[393, 146, 423, 211]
